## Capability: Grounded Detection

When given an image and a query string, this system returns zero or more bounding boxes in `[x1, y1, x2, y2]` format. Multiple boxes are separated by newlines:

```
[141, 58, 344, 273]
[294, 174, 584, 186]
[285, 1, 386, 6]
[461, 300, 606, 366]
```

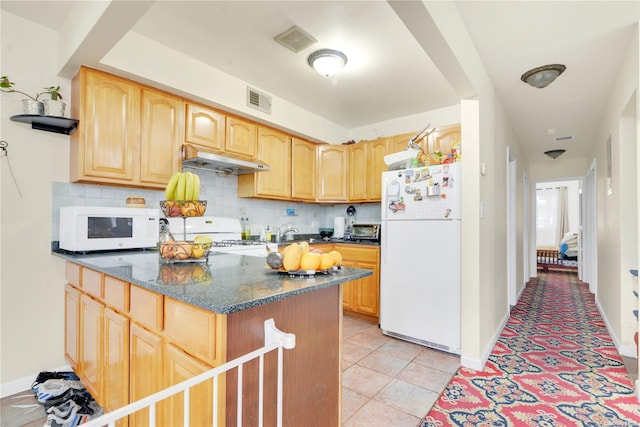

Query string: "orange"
[300, 252, 321, 271]
[319, 253, 334, 270]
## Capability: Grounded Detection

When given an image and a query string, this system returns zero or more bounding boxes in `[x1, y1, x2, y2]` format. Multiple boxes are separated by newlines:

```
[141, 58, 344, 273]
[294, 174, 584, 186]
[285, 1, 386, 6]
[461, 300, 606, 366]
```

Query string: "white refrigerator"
[380, 163, 461, 354]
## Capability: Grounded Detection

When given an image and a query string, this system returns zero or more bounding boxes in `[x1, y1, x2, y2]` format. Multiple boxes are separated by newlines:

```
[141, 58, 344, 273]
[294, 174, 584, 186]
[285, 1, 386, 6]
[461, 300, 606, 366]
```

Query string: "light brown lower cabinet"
[129, 322, 163, 427]
[79, 294, 103, 403]
[335, 244, 380, 323]
[164, 343, 215, 426]
[64, 263, 226, 426]
[64, 260, 342, 426]
[282, 243, 381, 323]
[103, 308, 129, 427]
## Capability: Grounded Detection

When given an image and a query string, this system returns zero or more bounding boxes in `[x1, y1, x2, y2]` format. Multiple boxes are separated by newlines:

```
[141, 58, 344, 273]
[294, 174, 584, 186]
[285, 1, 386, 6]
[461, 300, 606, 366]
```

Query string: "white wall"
[1, 13, 70, 392]
[591, 27, 639, 357]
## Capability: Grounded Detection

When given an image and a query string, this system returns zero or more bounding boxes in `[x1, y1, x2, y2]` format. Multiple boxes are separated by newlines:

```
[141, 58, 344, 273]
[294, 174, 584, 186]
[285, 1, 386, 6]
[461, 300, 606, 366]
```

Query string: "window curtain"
[536, 186, 570, 248]
[556, 186, 569, 245]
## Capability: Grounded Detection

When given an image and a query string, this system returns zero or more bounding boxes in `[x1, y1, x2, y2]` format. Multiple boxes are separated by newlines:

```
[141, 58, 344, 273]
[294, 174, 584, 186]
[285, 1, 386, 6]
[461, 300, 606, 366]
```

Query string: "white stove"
[166, 216, 277, 257]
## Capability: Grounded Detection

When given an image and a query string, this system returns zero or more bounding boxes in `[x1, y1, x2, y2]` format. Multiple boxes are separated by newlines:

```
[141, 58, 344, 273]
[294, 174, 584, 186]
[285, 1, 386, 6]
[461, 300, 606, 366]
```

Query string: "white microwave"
[59, 206, 159, 252]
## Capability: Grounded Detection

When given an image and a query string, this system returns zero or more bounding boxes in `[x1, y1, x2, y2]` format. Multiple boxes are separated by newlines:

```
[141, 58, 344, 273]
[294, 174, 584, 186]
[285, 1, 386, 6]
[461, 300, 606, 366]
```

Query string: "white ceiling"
[2, 1, 639, 164]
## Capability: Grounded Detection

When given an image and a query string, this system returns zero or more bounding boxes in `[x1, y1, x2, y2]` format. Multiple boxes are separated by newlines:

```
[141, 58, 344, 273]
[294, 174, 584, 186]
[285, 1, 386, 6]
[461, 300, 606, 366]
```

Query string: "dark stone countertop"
[52, 249, 372, 315]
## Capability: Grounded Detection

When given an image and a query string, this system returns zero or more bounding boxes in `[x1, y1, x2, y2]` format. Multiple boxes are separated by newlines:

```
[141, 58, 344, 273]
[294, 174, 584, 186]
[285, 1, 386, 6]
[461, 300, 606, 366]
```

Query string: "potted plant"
[42, 85, 65, 117]
[1, 76, 65, 116]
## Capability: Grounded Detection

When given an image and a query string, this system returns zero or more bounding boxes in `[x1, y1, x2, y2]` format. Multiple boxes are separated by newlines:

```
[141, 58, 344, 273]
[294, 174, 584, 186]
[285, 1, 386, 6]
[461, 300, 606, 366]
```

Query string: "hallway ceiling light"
[308, 49, 347, 78]
[521, 64, 566, 88]
[544, 149, 566, 159]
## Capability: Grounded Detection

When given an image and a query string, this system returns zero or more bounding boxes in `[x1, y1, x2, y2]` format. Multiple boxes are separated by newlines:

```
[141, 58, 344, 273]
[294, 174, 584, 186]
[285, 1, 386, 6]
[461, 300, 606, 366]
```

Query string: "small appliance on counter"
[59, 206, 159, 252]
[348, 223, 381, 243]
[345, 205, 357, 239]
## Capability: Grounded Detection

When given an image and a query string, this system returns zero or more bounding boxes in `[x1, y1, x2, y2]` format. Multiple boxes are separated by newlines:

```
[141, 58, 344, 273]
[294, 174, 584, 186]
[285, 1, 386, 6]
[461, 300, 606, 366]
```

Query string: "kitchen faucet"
[276, 224, 298, 244]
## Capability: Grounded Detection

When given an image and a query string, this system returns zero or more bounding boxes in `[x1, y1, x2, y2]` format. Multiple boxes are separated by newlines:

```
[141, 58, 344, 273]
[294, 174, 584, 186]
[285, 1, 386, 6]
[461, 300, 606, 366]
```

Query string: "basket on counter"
[160, 200, 207, 217]
[157, 263, 212, 285]
[158, 241, 212, 263]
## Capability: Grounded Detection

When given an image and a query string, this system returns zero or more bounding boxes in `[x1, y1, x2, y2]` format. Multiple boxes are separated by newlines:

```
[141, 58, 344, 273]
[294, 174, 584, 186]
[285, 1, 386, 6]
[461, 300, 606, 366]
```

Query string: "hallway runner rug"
[420, 271, 640, 426]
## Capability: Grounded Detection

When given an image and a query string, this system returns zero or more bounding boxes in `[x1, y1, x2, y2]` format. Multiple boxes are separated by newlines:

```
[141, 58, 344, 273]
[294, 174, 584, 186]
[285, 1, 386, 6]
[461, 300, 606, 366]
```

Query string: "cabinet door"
[341, 259, 357, 311]
[164, 344, 216, 427]
[425, 124, 461, 156]
[80, 294, 104, 404]
[130, 323, 164, 427]
[291, 138, 316, 200]
[317, 145, 348, 201]
[225, 116, 257, 158]
[367, 139, 388, 200]
[78, 69, 140, 182]
[185, 103, 225, 151]
[355, 260, 380, 316]
[103, 308, 130, 427]
[65, 284, 80, 370]
[387, 131, 415, 155]
[348, 144, 368, 201]
[140, 89, 183, 185]
[238, 127, 291, 198]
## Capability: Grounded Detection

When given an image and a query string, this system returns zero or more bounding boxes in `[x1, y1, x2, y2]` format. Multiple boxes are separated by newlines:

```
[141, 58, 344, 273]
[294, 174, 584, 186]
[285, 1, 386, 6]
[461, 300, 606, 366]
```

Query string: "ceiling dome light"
[308, 49, 347, 78]
[544, 149, 566, 159]
[521, 64, 566, 88]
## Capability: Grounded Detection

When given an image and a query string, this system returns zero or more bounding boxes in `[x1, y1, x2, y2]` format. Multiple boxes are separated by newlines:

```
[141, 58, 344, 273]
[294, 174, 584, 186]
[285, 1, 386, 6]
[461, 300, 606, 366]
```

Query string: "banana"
[165, 172, 182, 200]
[185, 172, 194, 200]
[175, 172, 187, 200]
[192, 173, 200, 200]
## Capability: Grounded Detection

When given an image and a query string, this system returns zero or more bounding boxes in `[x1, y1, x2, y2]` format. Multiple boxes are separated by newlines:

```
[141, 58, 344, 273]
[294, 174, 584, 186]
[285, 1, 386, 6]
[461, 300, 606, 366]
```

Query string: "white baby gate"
[81, 318, 296, 427]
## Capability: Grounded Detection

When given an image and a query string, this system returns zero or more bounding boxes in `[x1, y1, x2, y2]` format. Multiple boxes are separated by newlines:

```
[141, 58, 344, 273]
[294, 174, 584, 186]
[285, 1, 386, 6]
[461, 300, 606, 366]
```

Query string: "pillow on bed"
[559, 242, 569, 255]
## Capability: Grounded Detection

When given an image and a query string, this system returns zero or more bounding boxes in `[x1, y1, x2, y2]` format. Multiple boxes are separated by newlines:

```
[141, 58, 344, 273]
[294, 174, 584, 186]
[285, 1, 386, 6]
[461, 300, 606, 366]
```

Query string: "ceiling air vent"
[554, 135, 574, 142]
[247, 87, 272, 114]
[274, 25, 317, 53]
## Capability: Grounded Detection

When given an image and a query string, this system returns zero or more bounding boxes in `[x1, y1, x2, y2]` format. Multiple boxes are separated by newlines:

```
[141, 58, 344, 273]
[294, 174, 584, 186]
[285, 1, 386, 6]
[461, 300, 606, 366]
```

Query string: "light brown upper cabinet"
[291, 138, 317, 201]
[225, 116, 257, 159]
[185, 103, 225, 152]
[70, 66, 182, 189]
[348, 143, 368, 202]
[367, 138, 388, 201]
[317, 145, 348, 202]
[140, 88, 183, 186]
[238, 127, 291, 199]
[425, 123, 461, 156]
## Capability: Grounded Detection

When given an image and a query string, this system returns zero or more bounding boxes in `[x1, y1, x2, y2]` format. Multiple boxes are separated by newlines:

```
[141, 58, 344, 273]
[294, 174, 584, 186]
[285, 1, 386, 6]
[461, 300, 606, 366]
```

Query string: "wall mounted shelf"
[10, 114, 79, 135]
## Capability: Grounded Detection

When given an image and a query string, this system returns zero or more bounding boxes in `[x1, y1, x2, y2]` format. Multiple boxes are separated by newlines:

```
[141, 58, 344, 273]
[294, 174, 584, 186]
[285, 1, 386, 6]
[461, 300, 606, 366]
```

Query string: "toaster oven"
[349, 223, 381, 242]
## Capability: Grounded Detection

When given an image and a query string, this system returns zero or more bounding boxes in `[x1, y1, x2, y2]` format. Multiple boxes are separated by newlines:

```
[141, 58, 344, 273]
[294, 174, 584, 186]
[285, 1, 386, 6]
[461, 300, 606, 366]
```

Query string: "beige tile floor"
[341, 316, 460, 427]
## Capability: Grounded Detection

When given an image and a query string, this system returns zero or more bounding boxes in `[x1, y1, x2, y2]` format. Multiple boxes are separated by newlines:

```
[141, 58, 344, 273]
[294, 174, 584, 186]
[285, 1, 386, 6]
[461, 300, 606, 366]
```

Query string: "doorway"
[535, 179, 582, 274]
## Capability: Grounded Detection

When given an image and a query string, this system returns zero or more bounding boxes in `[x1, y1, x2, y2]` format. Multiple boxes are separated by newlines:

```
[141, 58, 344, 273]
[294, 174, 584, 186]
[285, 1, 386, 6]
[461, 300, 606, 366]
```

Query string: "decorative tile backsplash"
[51, 167, 380, 241]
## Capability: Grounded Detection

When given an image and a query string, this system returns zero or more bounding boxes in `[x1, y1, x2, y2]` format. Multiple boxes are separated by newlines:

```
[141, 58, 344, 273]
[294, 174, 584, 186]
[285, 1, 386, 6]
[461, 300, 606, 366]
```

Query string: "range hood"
[182, 144, 271, 175]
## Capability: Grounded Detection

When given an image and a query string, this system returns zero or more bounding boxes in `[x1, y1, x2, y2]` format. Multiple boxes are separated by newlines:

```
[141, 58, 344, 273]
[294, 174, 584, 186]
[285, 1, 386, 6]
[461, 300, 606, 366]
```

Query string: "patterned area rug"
[420, 271, 640, 426]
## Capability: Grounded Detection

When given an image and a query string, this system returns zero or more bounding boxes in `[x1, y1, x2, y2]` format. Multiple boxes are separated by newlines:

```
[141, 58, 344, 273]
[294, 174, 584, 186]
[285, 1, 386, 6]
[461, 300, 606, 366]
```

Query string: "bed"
[537, 233, 578, 272]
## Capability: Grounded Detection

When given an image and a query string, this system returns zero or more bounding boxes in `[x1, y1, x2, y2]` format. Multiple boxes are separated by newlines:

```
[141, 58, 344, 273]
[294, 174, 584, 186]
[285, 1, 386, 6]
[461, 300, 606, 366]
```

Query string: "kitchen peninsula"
[54, 250, 372, 426]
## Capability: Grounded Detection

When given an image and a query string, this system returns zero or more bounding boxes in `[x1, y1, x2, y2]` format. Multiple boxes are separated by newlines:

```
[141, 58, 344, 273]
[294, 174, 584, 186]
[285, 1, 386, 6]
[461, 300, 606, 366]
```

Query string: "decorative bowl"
[158, 241, 212, 263]
[160, 200, 207, 217]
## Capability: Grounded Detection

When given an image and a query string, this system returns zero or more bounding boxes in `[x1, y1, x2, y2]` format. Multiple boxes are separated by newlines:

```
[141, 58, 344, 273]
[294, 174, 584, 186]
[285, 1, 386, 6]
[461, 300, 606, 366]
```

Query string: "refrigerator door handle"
[382, 224, 387, 263]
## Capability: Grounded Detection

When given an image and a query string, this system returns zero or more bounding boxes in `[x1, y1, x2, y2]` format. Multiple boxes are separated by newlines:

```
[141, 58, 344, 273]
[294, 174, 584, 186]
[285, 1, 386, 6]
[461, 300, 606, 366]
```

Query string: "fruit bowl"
[157, 263, 212, 285]
[160, 200, 207, 217]
[158, 240, 212, 263]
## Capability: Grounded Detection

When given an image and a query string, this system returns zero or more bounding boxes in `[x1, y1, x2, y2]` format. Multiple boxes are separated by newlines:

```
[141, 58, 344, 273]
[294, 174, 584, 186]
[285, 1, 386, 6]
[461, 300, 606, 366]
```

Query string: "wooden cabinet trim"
[130, 286, 163, 332]
[164, 297, 226, 366]
[65, 262, 81, 287]
[104, 276, 130, 313]
[81, 267, 103, 299]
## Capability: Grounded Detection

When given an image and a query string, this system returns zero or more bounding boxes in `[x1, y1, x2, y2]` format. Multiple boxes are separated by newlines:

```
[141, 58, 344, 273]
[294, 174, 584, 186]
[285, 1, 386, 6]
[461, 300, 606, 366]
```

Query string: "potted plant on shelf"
[1, 76, 65, 116]
[42, 85, 65, 117]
